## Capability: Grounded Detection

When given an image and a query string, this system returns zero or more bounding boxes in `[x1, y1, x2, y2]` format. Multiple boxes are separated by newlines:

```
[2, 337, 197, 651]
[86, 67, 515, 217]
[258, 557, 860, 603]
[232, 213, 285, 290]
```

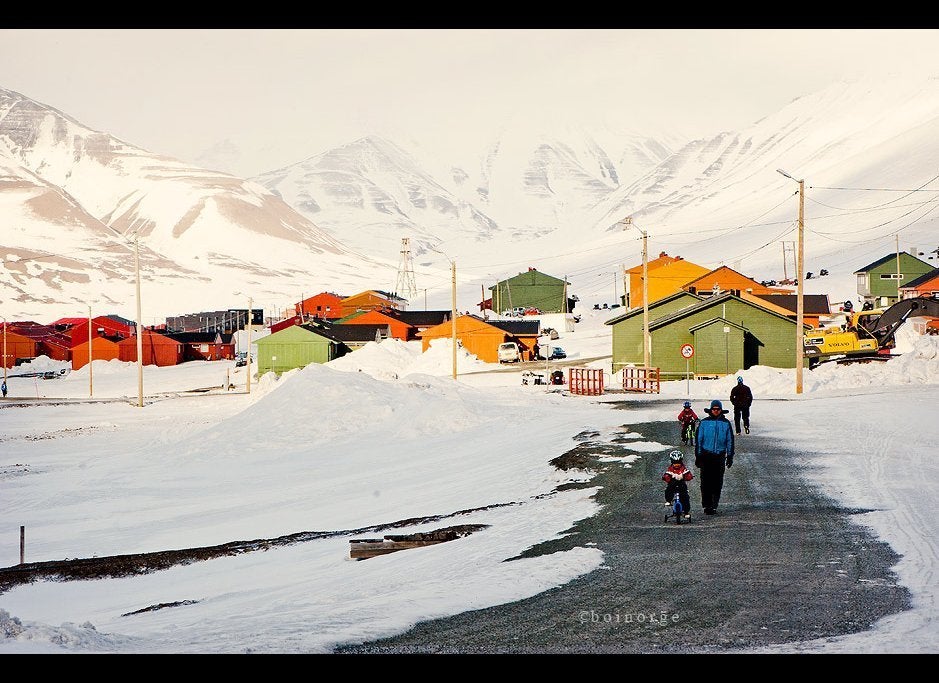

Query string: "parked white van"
[498, 342, 521, 363]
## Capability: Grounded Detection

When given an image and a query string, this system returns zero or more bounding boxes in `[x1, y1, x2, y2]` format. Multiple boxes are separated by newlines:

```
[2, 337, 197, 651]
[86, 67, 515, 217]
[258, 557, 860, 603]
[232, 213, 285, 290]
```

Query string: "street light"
[777, 169, 805, 395]
[622, 217, 650, 369]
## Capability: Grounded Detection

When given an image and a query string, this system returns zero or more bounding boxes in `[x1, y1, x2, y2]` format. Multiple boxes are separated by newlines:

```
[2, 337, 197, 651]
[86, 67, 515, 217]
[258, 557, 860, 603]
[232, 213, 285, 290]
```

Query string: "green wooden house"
[606, 292, 804, 379]
[855, 251, 933, 308]
[489, 268, 571, 314]
[255, 324, 344, 375]
[605, 291, 703, 373]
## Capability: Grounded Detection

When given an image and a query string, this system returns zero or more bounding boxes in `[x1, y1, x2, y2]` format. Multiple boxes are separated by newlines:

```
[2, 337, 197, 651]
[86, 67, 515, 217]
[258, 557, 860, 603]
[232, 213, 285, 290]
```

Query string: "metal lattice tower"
[395, 237, 418, 299]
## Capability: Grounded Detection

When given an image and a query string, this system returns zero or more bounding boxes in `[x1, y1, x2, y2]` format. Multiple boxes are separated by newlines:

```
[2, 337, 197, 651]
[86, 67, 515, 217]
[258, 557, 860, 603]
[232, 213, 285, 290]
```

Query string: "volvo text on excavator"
[803, 296, 939, 368]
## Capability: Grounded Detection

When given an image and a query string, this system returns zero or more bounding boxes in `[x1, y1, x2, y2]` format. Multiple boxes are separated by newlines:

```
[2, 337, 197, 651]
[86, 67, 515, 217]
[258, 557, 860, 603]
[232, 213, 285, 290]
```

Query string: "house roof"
[163, 332, 234, 344]
[604, 291, 704, 326]
[681, 265, 784, 294]
[486, 319, 541, 335]
[624, 252, 704, 274]
[646, 292, 803, 331]
[688, 317, 748, 333]
[51, 317, 86, 327]
[750, 293, 832, 315]
[854, 251, 931, 274]
[490, 268, 568, 289]
[8, 322, 72, 348]
[899, 267, 939, 290]
[390, 310, 452, 326]
[323, 324, 389, 342]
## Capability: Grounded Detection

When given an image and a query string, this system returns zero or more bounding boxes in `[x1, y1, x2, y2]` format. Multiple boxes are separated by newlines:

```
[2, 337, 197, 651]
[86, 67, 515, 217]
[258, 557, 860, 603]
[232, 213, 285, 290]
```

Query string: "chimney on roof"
[659, 252, 667, 258]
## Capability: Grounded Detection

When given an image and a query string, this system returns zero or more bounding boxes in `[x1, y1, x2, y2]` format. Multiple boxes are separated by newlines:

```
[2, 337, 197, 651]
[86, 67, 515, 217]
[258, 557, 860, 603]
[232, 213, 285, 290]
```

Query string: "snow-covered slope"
[0, 88, 396, 322]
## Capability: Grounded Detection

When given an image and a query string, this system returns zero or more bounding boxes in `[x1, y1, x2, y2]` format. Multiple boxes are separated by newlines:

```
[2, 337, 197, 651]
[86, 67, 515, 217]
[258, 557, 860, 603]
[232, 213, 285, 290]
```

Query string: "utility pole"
[896, 234, 901, 301]
[134, 235, 144, 408]
[451, 262, 457, 379]
[88, 305, 93, 397]
[797, 178, 804, 394]
[778, 169, 805, 394]
[2, 316, 7, 389]
[623, 217, 650, 369]
[247, 297, 253, 394]
[564, 275, 568, 315]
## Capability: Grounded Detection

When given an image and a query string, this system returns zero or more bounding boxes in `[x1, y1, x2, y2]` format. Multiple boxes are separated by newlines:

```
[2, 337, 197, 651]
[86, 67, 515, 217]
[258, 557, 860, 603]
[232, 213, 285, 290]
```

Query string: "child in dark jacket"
[662, 450, 693, 519]
[677, 401, 698, 445]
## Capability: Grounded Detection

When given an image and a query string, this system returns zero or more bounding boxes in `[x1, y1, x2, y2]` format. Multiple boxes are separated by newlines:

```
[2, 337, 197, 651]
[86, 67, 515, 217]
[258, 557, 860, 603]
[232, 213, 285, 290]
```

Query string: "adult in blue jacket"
[694, 399, 735, 515]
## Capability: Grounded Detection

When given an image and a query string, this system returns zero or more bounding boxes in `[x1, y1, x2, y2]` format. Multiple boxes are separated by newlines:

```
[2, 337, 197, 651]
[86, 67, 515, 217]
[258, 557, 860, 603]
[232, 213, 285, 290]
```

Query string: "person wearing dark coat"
[729, 376, 753, 435]
[694, 399, 735, 515]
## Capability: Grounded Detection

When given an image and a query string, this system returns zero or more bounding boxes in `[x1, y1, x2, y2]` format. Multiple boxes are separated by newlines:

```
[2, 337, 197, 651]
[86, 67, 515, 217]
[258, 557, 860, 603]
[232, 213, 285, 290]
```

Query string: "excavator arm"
[869, 296, 939, 348]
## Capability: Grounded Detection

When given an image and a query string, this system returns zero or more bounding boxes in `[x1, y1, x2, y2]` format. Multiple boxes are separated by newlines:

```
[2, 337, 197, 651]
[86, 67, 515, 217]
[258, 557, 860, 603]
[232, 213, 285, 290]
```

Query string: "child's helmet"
[683, 401, 691, 408]
[669, 450, 684, 462]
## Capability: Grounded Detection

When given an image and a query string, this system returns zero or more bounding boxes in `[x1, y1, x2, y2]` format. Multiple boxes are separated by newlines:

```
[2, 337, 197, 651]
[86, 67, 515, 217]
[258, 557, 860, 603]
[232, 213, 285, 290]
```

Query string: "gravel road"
[338, 400, 911, 654]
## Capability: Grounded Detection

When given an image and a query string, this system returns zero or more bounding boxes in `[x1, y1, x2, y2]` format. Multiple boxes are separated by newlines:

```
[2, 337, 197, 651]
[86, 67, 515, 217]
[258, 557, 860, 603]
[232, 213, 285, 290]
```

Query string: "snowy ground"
[1, 310, 937, 653]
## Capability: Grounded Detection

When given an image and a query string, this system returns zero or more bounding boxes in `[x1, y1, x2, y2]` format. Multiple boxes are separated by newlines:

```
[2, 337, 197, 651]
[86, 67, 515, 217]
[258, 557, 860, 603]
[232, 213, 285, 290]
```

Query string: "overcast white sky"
[3, 28, 938, 177]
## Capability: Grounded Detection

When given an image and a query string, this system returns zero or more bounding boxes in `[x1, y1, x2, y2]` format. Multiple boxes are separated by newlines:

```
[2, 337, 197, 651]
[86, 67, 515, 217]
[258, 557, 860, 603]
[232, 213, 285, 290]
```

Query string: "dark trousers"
[733, 406, 750, 433]
[664, 479, 691, 514]
[697, 451, 726, 511]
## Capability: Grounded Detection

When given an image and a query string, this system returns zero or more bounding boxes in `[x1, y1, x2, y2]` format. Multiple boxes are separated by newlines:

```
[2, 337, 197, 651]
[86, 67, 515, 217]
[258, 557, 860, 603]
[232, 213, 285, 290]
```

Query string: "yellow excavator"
[803, 296, 939, 368]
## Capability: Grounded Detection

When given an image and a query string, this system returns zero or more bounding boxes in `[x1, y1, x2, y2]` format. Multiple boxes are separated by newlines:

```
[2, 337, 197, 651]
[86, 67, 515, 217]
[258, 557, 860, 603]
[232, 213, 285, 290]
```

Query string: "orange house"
[339, 290, 406, 318]
[418, 315, 540, 363]
[625, 252, 711, 308]
[72, 337, 121, 370]
[682, 266, 792, 298]
[336, 309, 415, 341]
[0, 324, 38, 368]
[296, 292, 345, 320]
[117, 331, 183, 367]
[899, 268, 939, 299]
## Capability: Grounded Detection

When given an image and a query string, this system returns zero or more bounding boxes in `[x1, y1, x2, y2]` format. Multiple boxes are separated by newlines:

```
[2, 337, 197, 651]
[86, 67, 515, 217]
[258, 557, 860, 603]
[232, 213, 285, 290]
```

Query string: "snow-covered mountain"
[0, 88, 397, 323]
[255, 122, 679, 259]
[254, 136, 500, 261]
[4, 74, 939, 324]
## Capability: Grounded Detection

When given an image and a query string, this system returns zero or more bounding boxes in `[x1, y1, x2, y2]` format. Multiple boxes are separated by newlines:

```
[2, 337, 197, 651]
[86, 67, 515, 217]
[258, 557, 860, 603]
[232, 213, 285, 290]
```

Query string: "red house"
[64, 316, 135, 347]
[118, 331, 183, 367]
[296, 292, 345, 320]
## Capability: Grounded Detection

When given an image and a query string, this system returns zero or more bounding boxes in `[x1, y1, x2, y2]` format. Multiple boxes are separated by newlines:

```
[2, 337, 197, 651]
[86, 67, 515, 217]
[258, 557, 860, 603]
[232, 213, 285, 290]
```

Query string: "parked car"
[501, 307, 526, 318]
[548, 347, 567, 360]
[498, 342, 521, 363]
[234, 352, 248, 367]
[542, 327, 560, 340]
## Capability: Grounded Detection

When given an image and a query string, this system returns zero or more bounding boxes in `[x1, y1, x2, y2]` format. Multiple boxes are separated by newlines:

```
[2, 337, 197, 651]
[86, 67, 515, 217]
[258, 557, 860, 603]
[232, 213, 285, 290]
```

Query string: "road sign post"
[680, 344, 694, 396]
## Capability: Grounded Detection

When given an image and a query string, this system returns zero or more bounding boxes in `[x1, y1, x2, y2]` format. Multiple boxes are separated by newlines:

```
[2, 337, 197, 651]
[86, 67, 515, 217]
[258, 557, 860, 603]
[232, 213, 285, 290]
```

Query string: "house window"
[200, 344, 209, 352]
[879, 273, 903, 279]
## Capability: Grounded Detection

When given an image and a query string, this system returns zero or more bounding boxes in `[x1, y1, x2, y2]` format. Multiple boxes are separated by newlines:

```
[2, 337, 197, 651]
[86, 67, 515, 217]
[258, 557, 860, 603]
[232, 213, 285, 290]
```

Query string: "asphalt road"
[338, 400, 911, 654]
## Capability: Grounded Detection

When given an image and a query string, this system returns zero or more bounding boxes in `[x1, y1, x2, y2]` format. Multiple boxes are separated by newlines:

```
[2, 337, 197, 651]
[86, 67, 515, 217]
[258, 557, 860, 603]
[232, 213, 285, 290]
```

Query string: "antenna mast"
[395, 237, 418, 300]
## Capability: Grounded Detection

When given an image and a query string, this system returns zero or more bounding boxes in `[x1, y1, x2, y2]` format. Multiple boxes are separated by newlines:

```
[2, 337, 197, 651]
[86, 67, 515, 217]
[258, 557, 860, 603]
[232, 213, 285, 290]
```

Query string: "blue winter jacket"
[695, 415, 735, 458]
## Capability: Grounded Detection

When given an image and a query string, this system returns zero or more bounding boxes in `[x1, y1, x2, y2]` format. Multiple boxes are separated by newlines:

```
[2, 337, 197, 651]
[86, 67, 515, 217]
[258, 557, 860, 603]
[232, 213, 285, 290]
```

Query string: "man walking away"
[695, 399, 735, 515]
[729, 376, 753, 435]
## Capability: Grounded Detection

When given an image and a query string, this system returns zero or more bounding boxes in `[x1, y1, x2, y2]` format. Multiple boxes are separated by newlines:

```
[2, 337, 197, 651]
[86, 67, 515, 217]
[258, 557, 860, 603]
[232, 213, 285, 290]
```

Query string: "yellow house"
[625, 253, 710, 309]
